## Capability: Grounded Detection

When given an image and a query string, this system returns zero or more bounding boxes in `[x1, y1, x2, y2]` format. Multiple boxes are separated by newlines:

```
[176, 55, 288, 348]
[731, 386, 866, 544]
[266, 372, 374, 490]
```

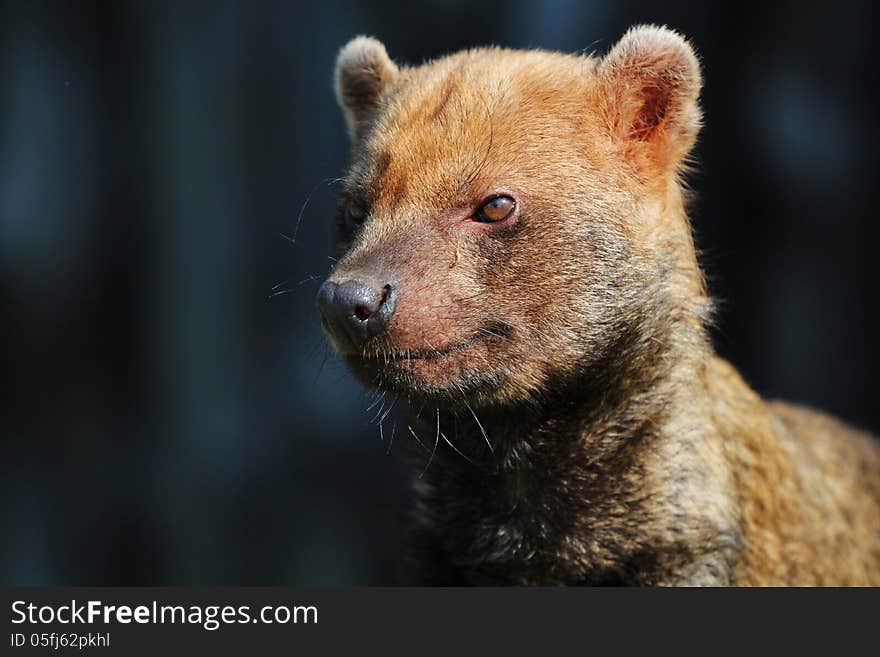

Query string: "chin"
[343, 330, 510, 403]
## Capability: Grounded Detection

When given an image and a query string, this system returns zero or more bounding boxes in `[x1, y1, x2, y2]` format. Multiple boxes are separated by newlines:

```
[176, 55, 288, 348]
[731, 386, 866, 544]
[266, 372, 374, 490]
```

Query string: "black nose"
[316, 278, 397, 351]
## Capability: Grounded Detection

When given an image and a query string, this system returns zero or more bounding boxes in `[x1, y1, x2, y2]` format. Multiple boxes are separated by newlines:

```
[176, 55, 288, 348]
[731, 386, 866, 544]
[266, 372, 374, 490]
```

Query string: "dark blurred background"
[2, 0, 878, 584]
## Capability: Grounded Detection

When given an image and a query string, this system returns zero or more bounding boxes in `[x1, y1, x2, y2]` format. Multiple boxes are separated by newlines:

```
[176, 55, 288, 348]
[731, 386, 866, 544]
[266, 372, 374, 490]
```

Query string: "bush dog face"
[317, 27, 880, 585]
[319, 27, 703, 406]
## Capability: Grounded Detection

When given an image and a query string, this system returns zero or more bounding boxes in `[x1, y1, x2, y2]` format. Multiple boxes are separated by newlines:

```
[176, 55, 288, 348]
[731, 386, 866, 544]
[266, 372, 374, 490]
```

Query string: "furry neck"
[414, 283, 725, 584]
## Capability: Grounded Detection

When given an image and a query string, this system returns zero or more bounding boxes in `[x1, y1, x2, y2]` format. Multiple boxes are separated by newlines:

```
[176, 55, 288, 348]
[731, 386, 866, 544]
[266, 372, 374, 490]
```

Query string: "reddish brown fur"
[321, 28, 880, 585]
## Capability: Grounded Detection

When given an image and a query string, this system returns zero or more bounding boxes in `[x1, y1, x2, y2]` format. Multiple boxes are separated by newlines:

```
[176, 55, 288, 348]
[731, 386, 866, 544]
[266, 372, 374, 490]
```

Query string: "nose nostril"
[353, 284, 391, 322]
[320, 278, 395, 346]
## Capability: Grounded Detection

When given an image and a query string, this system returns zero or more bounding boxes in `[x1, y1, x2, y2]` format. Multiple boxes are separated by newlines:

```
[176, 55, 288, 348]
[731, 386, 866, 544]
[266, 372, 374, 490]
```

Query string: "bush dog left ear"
[597, 25, 702, 174]
[335, 36, 399, 141]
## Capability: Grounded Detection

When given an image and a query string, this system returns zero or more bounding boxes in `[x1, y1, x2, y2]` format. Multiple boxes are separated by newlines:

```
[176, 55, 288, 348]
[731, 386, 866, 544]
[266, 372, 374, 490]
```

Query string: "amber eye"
[476, 195, 516, 223]
[346, 203, 367, 226]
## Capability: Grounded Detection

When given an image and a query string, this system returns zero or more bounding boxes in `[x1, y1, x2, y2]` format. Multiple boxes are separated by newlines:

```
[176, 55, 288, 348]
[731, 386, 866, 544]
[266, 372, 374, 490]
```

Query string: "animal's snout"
[316, 277, 396, 351]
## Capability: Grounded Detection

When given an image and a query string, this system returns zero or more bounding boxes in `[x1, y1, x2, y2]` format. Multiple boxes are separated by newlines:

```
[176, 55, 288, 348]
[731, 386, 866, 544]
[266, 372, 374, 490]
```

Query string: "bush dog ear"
[335, 36, 399, 140]
[597, 25, 702, 174]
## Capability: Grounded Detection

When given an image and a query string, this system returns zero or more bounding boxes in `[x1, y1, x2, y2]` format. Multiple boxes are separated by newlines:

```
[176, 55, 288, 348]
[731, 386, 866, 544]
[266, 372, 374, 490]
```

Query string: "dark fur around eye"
[346, 203, 367, 227]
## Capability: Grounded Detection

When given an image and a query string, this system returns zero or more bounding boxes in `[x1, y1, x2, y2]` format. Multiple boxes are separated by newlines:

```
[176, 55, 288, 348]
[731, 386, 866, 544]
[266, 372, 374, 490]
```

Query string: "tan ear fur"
[334, 36, 399, 140]
[597, 25, 702, 174]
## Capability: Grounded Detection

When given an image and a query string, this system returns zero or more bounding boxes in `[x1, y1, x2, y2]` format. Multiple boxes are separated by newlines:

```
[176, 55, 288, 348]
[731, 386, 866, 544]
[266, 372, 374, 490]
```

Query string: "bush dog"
[316, 26, 880, 585]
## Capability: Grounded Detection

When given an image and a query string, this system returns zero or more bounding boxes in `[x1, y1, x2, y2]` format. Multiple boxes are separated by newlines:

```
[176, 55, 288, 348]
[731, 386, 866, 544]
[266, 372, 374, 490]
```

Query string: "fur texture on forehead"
[336, 25, 702, 205]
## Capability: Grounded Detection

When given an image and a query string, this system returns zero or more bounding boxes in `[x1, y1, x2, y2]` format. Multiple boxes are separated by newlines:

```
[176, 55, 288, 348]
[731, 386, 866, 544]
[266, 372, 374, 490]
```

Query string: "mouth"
[354, 323, 511, 362]
[341, 323, 512, 393]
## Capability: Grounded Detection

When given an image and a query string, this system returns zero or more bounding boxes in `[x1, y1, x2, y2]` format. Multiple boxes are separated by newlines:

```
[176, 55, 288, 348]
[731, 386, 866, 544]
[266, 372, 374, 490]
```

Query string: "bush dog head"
[317, 27, 705, 410]
[316, 26, 880, 589]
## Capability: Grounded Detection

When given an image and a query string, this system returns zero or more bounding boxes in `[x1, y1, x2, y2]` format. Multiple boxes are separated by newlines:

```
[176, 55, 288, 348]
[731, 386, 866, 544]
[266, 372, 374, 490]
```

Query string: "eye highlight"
[476, 195, 516, 223]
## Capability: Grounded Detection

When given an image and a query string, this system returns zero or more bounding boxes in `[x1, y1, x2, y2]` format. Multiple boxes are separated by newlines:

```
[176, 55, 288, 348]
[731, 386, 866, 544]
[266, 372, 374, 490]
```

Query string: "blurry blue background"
[2, 0, 878, 584]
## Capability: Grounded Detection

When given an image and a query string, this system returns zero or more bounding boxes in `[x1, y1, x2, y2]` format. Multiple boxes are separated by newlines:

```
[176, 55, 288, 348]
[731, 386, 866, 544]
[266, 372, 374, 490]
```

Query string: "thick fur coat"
[318, 26, 880, 585]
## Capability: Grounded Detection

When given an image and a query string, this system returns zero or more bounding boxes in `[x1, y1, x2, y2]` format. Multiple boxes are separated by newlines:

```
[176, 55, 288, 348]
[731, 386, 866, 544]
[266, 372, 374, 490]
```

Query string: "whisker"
[282, 177, 345, 248]
[371, 399, 387, 425]
[462, 397, 493, 453]
[290, 180, 328, 245]
[419, 409, 441, 479]
[379, 399, 396, 425]
[386, 422, 396, 455]
[408, 425, 431, 453]
[366, 385, 386, 413]
[441, 430, 475, 465]
[376, 398, 396, 443]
